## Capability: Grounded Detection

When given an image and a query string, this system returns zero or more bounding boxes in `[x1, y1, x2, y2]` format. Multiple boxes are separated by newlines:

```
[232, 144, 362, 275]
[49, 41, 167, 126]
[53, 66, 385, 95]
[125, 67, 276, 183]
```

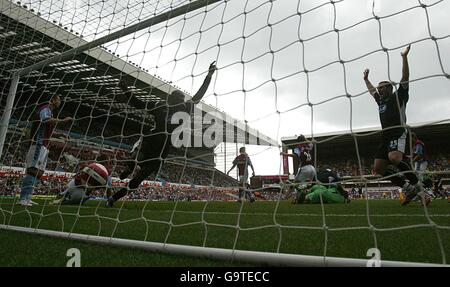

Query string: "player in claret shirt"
[18, 94, 73, 206]
[280, 134, 314, 183]
[227, 147, 256, 202]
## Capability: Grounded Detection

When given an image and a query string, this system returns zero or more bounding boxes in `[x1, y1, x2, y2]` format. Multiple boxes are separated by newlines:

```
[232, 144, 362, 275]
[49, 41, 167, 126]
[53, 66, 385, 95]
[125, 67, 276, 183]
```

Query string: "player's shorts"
[25, 144, 49, 172]
[375, 129, 410, 160]
[295, 164, 317, 183]
[238, 174, 249, 187]
[414, 161, 428, 172]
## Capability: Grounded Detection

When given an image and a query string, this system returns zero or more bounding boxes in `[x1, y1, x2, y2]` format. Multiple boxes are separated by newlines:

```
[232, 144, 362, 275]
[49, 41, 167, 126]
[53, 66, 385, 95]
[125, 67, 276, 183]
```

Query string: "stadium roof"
[0, 0, 278, 147]
[280, 120, 450, 158]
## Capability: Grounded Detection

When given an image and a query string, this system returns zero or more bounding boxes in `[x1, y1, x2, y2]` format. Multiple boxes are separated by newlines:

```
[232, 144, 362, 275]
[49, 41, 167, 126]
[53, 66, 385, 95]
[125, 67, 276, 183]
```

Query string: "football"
[80, 163, 109, 187]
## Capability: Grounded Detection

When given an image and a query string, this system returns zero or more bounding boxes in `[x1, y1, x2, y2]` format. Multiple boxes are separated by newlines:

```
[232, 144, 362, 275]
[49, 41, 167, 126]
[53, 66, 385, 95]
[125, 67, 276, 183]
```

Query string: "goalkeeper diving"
[51, 154, 113, 205]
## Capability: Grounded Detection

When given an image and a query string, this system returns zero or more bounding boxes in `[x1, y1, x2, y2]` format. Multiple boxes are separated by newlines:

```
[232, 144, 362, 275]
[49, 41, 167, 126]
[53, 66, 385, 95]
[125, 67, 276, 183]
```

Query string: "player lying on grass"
[51, 154, 112, 205]
[292, 166, 350, 204]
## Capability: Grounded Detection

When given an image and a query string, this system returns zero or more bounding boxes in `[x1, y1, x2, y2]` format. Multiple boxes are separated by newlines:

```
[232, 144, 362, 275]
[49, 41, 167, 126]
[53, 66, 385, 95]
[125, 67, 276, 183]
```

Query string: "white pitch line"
[1, 203, 449, 217]
[165, 210, 450, 217]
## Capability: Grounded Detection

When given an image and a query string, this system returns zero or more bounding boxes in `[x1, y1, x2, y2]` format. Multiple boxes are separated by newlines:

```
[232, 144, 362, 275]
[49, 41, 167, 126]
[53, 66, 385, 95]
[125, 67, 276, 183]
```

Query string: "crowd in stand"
[318, 153, 449, 178]
[0, 173, 244, 201]
[160, 162, 237, 187]
[4, 126, 449, 181]
[348, 186, 402, 200]
[317, 158, 373, 177]
[121, 185, 241, 201]
[0, 173, 292, 201]
[1, 129, 449, 201]
[1, 131, 239, 187]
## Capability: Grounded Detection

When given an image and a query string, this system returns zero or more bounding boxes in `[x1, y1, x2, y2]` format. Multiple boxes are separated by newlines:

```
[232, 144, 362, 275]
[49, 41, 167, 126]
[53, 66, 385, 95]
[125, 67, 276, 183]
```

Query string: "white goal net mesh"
[0, 0, 449, 266]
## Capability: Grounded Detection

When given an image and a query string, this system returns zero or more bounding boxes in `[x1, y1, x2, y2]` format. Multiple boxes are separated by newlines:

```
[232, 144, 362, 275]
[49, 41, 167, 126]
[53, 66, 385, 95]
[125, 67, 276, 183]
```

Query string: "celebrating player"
[363, 44, 429, 206]
[227, 146, 256, 202]
[18, 94, 73, 206]
[107, 62, 217, 207]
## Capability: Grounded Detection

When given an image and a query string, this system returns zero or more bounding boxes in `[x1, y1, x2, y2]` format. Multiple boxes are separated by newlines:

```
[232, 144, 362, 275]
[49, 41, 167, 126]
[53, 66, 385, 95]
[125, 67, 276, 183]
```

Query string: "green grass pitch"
[0, 198, 449, 266]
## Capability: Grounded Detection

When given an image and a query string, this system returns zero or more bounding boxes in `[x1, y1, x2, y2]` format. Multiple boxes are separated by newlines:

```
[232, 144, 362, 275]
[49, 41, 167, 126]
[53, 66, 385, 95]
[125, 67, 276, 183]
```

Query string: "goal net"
[0, 0, 449, 267]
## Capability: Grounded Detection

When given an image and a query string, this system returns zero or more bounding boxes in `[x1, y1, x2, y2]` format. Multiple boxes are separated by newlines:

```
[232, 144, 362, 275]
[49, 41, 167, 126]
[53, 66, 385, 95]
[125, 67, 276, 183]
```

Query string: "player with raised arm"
[363, 45, 429, 206]
[107, 62, 217, 207]
[18, 94, 73, 206]
[227, 147, 256, 202]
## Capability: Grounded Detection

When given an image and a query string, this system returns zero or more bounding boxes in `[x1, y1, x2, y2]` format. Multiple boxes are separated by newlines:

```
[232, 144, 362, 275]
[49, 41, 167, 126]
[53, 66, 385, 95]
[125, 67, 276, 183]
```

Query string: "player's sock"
[120, 161, 138, 180]
[119, 168, 132, 180]
[81, 196, 91, 205]
[19, 175, 38, 201]
[296, 190, 306, 203]
[396, 161, 419, 185]
[58, 188, 69, 199]
[112, 188, 128, 202]
[384, 166, 406, 188]
[111, 165, 153, 205]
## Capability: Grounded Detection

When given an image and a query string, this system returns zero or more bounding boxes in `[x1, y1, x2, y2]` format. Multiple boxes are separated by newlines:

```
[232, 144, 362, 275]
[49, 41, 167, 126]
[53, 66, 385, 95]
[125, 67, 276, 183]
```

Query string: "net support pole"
[0, 74, 19, 162]
[17, 0, 223, 77]
[224, 143, 227, 173]
[0, 224, 446, 267]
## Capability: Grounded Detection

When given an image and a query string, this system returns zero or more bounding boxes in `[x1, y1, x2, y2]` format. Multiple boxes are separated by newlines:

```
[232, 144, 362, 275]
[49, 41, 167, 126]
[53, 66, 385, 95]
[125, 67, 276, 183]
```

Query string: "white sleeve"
[39, 107, 52, 122]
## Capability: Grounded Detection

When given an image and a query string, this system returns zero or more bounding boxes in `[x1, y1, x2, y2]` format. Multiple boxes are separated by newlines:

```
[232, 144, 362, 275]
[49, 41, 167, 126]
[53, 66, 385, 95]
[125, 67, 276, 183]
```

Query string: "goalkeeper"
[107, 62, 217, 207]
[293, 168, 350, 204]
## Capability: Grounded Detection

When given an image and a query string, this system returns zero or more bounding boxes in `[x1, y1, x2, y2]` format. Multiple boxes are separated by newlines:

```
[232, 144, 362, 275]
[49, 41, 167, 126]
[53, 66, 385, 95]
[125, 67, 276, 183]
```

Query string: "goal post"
[0, 74, 19, 160]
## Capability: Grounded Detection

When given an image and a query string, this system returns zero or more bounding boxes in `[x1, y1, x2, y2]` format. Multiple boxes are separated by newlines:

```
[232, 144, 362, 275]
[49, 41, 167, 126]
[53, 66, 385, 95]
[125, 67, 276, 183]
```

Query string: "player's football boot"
[401, 183, 417, 206]
[29, 200, 39, 205]
[50, 198, 63, 205]
[414, 183, 431, 207]
[17, 199, 32, 206]
[105, 197, 114, 208]
[421, 196, 431, 207]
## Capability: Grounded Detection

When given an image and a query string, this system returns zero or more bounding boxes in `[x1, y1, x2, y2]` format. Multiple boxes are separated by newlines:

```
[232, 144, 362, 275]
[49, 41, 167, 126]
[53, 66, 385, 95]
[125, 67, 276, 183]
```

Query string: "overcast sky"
[31, 0, 450, 175]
